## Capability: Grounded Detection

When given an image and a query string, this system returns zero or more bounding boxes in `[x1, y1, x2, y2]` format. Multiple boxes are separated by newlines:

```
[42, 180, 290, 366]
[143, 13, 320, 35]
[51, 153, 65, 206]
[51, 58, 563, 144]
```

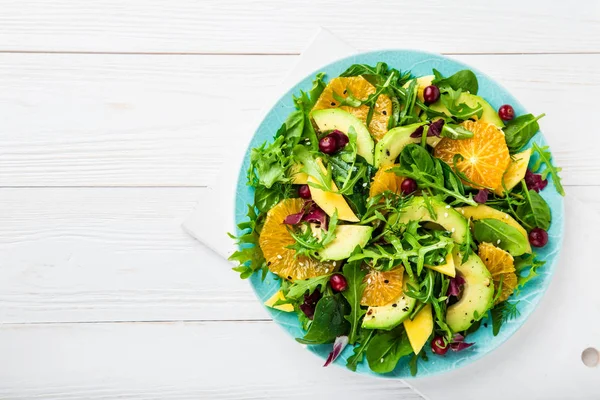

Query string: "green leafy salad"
[230, 62, 564, 375]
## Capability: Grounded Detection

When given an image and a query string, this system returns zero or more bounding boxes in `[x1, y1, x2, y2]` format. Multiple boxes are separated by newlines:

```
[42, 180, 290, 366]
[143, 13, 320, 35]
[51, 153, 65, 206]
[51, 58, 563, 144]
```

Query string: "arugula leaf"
[296, 295, 350, 345]
[490, 300, 520, 336]
[439, 87, 483, 120]
[515, 254, 546, 289]
[472, 219, 530, 256]
[395, 144, 477, 205]
[440, 123, 474, 140]
[432, 69, 479, 94]
[293, 74, 327, 151]
[530, 143, 565, 196]
[288, 211, 339, 259]
[341, 261, 368, 344]
[293, 145, 333, 191]
[309, 72, 326, 105]
[503, 113, 545, 152]
[286, 273, 332, 300]
[254, 183, 292, 213]
[516, 185, 551, 230]
[346, 329, 374, 371]
[366, 328, 413, 374]
[229, 206, 267, 279]
[332, 89, 363, 107]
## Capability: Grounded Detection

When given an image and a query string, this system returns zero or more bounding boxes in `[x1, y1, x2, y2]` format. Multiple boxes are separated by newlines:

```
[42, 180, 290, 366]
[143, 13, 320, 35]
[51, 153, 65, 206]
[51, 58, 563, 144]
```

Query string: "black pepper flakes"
[382, 110, 387, 115]
[330, 102, 336, 106]
[385, 149, 391, 156]
[392, 303, 397, 308]
[384, 279, 389, 284]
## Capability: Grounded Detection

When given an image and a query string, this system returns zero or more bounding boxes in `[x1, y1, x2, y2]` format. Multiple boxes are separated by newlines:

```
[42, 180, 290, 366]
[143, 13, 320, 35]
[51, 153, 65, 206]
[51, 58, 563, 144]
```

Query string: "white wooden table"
[0, 1, 599, 398]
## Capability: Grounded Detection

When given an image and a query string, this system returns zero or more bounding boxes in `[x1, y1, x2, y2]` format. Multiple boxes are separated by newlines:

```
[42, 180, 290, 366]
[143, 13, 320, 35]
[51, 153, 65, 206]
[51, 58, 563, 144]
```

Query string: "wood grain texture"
[0, 0, 599, 54]
[0, 53, 599, 186]
[0, 186, 591, 324]
[0, 321, 423, 399]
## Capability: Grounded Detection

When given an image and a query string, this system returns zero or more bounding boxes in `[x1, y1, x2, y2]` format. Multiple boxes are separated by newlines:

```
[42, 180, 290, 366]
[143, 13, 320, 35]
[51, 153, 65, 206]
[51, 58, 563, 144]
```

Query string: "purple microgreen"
[323, 335, 349, 367]
[447, 275, 465, 298]
[474, 189, 489, 204]
[524, 169, 548, 192]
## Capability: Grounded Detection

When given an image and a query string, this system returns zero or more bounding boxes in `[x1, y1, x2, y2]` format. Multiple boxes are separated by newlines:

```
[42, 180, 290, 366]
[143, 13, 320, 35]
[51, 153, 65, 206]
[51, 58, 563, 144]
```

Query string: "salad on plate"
[230, 62, 564, 375]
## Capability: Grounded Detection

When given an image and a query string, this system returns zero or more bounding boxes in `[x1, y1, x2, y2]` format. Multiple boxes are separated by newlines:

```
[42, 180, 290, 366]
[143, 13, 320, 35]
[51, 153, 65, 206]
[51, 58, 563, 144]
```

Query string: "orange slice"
[434, 120, 510, 189]
[478, 242, 517, 304]
[369, 164, 405, 198]
[259, 199, 332, 281]
[313, 76, 392, 141]
[361, 267, 405, 306]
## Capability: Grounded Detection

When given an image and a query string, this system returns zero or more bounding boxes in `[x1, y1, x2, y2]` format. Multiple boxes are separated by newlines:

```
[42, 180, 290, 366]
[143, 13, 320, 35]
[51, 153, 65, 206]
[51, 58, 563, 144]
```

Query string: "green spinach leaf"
[503, 114, 545, 152]
[366, 328, 413, 374]
[432, 69, 479, 94]
[296, 295, 350, 345]
[516, 187, 551, 230]
[341, 261, 368, 344]
[472, 219, 530, 256]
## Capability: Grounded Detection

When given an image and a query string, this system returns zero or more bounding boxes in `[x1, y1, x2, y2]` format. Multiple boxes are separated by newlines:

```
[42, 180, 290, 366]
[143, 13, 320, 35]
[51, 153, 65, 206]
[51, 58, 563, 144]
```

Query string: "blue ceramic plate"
[234, 50, 564, 378]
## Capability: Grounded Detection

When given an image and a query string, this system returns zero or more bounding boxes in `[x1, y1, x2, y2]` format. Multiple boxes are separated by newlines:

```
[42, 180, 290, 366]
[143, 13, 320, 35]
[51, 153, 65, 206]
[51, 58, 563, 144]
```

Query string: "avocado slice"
[308, 159, 359, 222]
[319, 225, 373, 261]
[311, 108, 375, 165]
[429, 92, 504, 128]
[362, 276, 417, 330]
[392, 197, 470, 244]
[446, 253, 495, 332]
[374, 123, 426, 168]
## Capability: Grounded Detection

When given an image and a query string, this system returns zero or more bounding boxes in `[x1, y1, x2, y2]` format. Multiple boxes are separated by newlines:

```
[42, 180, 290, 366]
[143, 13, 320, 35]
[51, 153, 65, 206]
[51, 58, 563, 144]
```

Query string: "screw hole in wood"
[581, 347, 599, 367]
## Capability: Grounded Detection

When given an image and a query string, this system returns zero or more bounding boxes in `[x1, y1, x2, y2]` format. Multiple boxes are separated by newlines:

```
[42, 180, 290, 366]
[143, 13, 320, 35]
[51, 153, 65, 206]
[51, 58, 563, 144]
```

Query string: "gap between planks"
[1, 51, 600, 56]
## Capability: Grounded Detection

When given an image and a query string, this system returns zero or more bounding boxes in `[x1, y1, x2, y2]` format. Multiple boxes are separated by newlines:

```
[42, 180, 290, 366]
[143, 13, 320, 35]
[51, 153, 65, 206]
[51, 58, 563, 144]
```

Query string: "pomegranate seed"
[400, 178, 417, 195]
[423, 85, 440, 105]
[319, 135, 338, 154]
[529, 228, 548, 247]
[329, 273, 348, 292]
[298, 185, 311, 199]
[431, 336, 449, 355]
[498, 104, 515, 121]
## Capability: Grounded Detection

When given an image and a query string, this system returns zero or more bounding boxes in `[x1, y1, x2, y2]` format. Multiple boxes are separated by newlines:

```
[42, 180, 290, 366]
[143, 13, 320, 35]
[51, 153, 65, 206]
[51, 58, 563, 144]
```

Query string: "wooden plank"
[0, 53, 598, 186]
[0, 186, 592, 324]
[0, 0, 598, 54]
[0, 321, 422, 399]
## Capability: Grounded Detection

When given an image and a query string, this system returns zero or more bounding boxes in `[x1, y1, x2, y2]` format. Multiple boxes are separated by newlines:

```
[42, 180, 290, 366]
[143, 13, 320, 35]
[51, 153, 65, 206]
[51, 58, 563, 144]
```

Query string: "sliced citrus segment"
[369, 163, 405, 198]
[312, 76, 392, 141]
[478, 242, 517, 304]
[361, 267, 405, 307]
[434, 120, 510, 189]
[258, 198, 332, 281]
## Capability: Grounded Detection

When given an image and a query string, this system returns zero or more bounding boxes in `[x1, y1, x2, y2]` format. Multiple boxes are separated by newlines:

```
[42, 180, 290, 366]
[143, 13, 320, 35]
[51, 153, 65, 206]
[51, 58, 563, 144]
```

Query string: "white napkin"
[184, 30, 600, 399]
[183, 28, 356, 257]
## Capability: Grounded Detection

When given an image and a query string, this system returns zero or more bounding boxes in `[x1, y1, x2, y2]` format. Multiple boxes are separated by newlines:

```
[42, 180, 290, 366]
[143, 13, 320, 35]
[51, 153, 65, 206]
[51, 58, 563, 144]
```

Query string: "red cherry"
[400, 178, 417, 195]
[529, 228, 548, 247]
[319, 136, 338, 154]
[431, 336, 449, 355]
[298, 185, 311, 199]
[329, 273, 348, 292]
[423, 85, 440, 105]
[498, 104, 515, 121]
